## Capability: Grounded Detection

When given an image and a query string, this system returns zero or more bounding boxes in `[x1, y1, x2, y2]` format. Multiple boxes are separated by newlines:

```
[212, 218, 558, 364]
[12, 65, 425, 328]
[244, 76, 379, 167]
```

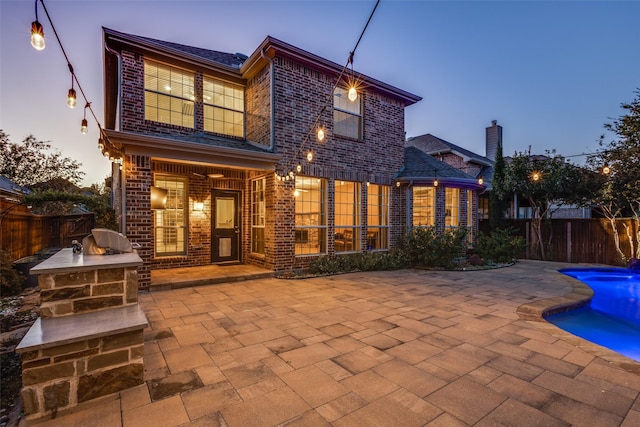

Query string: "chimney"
[486, 120, 502, 161]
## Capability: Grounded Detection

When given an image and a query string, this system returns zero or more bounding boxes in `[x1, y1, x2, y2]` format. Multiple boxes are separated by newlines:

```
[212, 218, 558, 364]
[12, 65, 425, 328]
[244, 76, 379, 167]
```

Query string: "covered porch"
[150, 263, 274, 291]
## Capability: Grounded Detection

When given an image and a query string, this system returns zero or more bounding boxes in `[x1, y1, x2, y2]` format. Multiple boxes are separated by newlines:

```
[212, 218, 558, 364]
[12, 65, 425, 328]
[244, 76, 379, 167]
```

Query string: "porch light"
[433, 170, 438, 187]
[31, 21, 45, 50]
[193, 201, 204, 211]
[293, 189, 300, 197]
[208, 173, 224, 179]
[478, 177, 484, 185]
[433, 179, 439, 187]
[396, 181, 400, 187]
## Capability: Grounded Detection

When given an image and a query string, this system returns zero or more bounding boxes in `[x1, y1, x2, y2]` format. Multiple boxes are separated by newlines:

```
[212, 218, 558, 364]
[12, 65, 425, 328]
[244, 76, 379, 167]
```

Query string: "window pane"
[154, 176, 187, 256]
[295, 176, 326, 255]
[251, 178, 266, 254]
[445, 188, 460, 227]
[333, 87, 362, 139]
[335, 181, 360, 252]
[203, 76, 245, 137]
[413, 187, 435, 227]
[367, 184, 389, 250]
[144, 61, 194, 128]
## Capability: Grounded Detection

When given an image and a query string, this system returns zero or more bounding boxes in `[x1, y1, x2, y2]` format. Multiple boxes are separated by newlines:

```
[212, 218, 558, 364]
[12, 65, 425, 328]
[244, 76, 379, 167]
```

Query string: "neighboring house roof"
[397, 147, 484, 189]
[0, 175, 30, 198]
[406, 134, 493, 167]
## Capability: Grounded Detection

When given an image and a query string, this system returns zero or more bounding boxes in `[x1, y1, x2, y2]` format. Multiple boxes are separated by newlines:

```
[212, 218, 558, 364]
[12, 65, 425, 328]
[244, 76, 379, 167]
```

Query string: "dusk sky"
[1, 0, 639, 186]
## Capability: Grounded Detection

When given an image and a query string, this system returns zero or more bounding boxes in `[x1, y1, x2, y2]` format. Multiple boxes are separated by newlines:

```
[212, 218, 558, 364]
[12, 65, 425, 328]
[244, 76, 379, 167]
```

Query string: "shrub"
[403, 227, 467, 269]
[0, 250, 24, 297]
[308, 250, 411, 275]
[475, 227, 525, 263]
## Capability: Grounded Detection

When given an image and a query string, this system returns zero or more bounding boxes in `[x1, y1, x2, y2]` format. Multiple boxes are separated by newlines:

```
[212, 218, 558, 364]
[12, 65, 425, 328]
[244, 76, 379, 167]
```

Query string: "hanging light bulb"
[67, 88, 77, 108]
[293, 189, 300, 197]
[296, 164, 302, 173]
[97, 139, 104, 151]
[30, 21, 45, 50]
[81, 119, 88, 134]
[531, 171, 541, 182]
[348, 86, 358, 102]
[433, 179, 439, 187]
[478, 177, 484, 185]
[289, 171, 295, 179]
[602, 164, 611, 175]
[306, 151, 313, 162]
[317, 127, 325, 142]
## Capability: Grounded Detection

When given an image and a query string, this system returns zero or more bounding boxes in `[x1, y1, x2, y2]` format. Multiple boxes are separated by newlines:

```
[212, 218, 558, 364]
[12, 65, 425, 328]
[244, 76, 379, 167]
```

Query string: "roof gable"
[407, 134, 493, 167]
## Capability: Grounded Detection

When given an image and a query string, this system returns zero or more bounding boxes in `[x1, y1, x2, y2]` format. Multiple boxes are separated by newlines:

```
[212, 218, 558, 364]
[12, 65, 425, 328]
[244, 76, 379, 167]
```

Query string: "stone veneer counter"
[31, 248, 143, 274]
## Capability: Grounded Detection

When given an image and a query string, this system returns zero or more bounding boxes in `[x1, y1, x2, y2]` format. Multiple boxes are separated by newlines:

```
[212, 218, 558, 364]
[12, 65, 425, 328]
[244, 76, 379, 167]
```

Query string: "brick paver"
[22, 260, 640, 426]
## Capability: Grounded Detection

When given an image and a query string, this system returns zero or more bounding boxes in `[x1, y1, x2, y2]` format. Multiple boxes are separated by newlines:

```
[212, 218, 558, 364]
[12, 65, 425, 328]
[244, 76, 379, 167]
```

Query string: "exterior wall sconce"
[150, 186, 168, 210]
[193, 201, 204, 211]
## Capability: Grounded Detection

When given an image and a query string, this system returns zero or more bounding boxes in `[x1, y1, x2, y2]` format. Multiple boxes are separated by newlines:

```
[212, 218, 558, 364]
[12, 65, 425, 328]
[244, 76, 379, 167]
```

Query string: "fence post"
[567, 221, 571, 263]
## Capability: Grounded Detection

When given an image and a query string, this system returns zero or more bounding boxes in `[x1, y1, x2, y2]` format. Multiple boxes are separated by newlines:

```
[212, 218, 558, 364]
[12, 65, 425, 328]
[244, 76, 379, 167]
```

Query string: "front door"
[211, 190, 240, 263]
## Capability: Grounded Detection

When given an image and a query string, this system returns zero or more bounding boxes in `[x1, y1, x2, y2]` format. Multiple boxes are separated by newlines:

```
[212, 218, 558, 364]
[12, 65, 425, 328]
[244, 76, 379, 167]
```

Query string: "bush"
[475, 227, 525, 263]
[403, 227, 467, 269]
[308, 250, 411, 275]
[0, 250, 24, 297]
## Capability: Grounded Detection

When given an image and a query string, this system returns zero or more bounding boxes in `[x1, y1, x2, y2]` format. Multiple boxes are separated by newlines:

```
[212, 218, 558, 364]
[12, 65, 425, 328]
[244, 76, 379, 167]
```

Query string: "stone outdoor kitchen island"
[16, 247, 148, 420]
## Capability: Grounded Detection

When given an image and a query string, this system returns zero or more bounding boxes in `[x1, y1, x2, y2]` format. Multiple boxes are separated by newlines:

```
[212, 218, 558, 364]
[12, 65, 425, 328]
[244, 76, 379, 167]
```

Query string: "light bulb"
[602, 164, 611, 175]
[306, 151, 313, 162]
[296, 164, 302, 173]
[81, 119, 88, 134]
[348, 86, 357, 102]
[67, 88, 77, 108]
[30, 21, 45, 50]
[478, 177, 484, 185]
[293, 189, 300, 197]
[433, 179, 439, 187]
[289, 171, 294, 179]
[532, 172, 540, 182]
[317, 127, 325, 142]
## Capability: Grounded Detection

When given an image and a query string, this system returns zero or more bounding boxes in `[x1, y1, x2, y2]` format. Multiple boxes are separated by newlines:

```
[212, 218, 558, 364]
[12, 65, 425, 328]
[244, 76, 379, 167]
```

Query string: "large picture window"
[154, 176, 187, 256]
[203, 77, 244, 137]
[333, 87, 362, 140]
[334, 181, 361, 252]
[295, 176, 326, 255]
[144, 61, 194, 128]
[367, 184, 389, 250]
[445, 188, 460, 228]
[412, 187, 435, 227]
[251, 178, 266, 254]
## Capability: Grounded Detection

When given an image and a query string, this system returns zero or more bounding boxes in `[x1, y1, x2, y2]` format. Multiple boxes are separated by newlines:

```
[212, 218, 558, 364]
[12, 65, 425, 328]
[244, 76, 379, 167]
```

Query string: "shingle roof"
[104, 28, 247, 69]
[170, 132, 270, 153]
[398, 147, 472, 180]
[407, 134, 493, 166]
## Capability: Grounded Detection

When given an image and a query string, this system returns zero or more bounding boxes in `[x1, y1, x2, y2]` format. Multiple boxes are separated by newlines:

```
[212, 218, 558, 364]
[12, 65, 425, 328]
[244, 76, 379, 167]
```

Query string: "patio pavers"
[21, 260, 640, 426]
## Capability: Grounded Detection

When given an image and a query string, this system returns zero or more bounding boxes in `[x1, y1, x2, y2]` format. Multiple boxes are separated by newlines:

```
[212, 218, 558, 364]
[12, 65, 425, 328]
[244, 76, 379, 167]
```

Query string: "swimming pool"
[546, 267, 640, 362]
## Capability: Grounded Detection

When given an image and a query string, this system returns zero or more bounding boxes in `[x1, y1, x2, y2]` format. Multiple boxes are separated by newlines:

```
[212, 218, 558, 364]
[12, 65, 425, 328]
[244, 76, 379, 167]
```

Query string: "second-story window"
[144, 61, 194, 128]
[333, 87, 362, 140]
[203, 77, 245, 138]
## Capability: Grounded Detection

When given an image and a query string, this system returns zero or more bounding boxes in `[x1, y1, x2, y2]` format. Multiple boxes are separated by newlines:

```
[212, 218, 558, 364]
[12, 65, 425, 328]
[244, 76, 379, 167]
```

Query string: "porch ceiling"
[104, 129, 280, 171]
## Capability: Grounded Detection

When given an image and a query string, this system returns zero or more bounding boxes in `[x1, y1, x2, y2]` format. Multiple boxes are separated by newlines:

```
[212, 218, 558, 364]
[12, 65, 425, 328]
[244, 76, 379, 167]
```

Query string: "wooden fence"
[479, 218, 638, 267]
[1, 201, 94, 260]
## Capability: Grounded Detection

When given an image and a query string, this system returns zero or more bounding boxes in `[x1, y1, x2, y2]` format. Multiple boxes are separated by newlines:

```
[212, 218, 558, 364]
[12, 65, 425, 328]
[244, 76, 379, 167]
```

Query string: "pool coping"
[517, 269, 640, 374]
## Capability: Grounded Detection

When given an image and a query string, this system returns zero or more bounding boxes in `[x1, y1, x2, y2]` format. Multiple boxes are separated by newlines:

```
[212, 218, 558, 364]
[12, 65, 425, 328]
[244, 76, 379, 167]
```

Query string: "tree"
[585, 90, 640, 262]
[0, 130, 84, 187]
[499, 150, 576, 260]
[489, 141, 509, 230]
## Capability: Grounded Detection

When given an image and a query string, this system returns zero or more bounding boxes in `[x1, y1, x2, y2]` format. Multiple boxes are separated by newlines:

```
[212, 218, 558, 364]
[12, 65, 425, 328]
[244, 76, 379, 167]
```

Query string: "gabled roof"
[398, 147, 483, 190]
[0, 175, 30, 197]
[406, 134, 493, 167]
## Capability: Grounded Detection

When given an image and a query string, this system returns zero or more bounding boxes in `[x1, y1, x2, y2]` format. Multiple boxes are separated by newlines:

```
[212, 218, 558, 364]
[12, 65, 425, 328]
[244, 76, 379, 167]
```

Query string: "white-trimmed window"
[154, 175, 187, 256]
[367, 184, 389, 250]
[203, 77, 244, 137]
[334, 181, 361, 252]
[412, 186, 435, 227]
[251, 178, 266, 254]
[445, 188, 460, 228]
[295, 176, 326, 255]
[333, 87, 362, 140]
[144, 61, 194, 128]
[466, 189, 474, 244]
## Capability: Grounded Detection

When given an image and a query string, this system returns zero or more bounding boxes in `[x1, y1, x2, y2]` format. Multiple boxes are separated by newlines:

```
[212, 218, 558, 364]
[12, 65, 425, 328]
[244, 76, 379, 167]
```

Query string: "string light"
[602, 164, 611, 175]
[31, 22, 45, 50]
[67, 84, 77, 108]
[296, 164, 302, 173]
[433, 169, 438, 187]
[348, 86, 358, 102]
[478, 177, 484, 185]
[81, 102, 90, 134]
[306, 151, 313, 162]
[317, 126, 325, 142]
[531, 171, 541, 182]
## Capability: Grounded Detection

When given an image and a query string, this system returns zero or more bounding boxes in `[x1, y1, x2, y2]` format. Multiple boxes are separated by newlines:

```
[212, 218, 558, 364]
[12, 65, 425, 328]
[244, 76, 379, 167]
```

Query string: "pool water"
[546, 267, 640, 362]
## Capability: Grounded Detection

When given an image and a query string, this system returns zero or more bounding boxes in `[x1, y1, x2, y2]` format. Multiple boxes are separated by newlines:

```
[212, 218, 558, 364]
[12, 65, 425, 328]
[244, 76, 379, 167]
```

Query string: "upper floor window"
[412, 186, 435, 227]
[333, 87, 362, 140]
[367, 184, 389, 250]
[203, 77, 245, 138]
[144, 61, 194, 128]
[334, 181, 361, 252]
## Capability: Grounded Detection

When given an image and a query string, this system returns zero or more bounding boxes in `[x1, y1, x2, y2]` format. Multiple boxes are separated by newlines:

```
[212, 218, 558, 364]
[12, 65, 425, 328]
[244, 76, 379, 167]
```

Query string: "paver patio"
[22, 260, 640, 426]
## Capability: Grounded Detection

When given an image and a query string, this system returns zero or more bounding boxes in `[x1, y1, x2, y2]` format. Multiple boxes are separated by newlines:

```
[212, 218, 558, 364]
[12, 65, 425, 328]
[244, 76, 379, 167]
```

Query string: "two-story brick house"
[102, 28, 426, 289]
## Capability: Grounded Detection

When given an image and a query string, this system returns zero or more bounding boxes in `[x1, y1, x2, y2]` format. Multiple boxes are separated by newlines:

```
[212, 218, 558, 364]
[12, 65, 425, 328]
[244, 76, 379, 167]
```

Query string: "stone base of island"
[16, 248, 148, 421]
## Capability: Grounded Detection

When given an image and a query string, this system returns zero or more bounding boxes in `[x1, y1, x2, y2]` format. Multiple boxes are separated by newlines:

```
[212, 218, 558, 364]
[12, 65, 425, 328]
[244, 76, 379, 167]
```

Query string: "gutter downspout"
[260, 49, 275, 152]
[104, 42, 126, 234]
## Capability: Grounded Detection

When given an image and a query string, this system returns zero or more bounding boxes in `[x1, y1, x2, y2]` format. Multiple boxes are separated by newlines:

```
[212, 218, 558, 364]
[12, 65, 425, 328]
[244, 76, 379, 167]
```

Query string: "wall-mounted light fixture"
[150, 186, 168, 210]
[193, 201, 204, 211]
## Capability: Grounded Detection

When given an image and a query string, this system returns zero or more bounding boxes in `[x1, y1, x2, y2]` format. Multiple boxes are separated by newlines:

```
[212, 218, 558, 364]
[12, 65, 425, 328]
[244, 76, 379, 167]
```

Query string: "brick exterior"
[107, 35, 417, 287]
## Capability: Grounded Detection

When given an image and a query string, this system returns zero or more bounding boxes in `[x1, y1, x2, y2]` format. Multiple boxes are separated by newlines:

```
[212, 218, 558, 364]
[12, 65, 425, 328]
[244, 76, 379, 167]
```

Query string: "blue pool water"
[546, 267, 640, 362]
